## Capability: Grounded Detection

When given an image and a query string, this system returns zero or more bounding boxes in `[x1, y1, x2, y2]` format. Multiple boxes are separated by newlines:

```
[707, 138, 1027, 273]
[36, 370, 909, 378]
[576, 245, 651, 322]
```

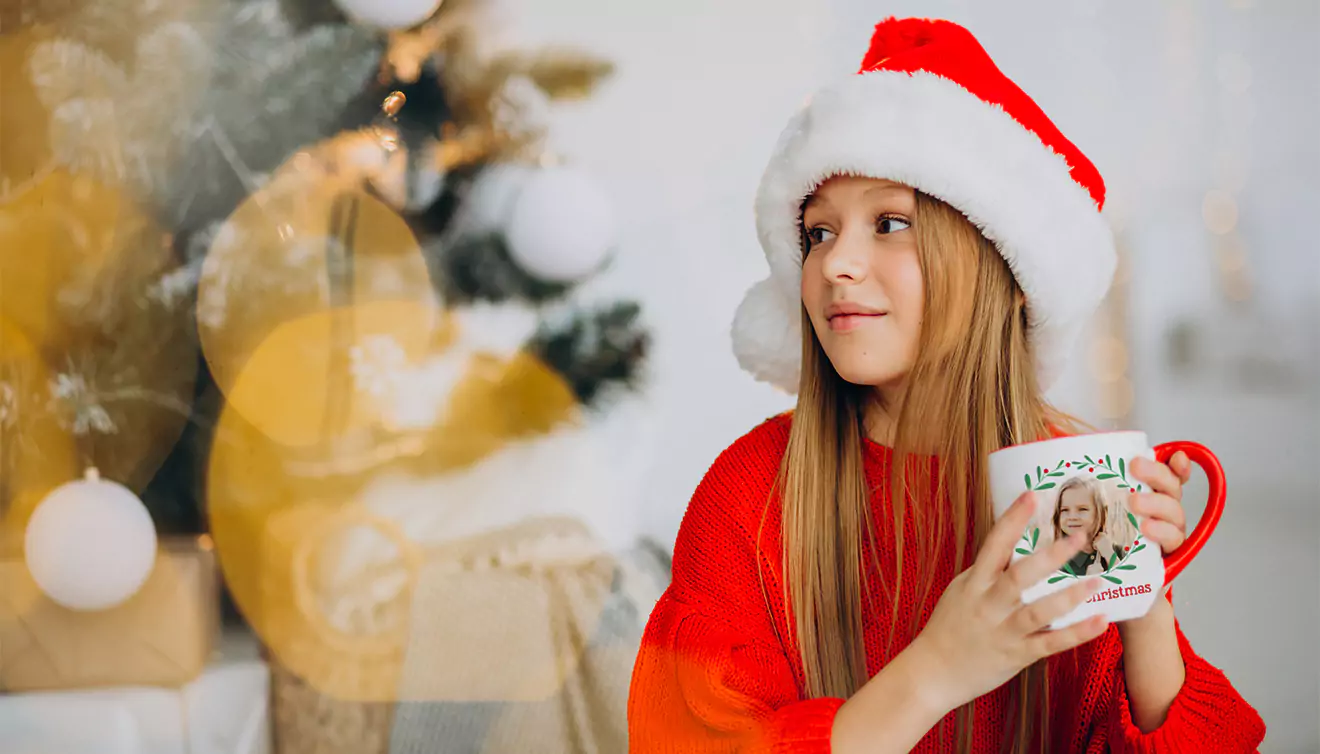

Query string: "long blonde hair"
[772, 189, 1085, 753]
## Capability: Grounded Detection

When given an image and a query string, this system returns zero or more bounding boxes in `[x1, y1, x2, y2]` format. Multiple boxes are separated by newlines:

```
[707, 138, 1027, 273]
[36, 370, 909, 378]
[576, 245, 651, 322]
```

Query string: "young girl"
[1053, 475, 1127, 577]
[627, 17, 1264, 753]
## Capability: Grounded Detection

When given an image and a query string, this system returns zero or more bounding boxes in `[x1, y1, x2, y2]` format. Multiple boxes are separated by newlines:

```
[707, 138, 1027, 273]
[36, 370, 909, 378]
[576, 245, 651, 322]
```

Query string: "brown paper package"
[0, 536, 220, 692]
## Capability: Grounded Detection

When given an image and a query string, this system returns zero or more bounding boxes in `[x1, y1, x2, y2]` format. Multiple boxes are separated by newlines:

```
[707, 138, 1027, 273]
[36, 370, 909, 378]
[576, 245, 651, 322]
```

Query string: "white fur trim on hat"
[733, 70, 1116, 393]
[731, 277, 803, 389]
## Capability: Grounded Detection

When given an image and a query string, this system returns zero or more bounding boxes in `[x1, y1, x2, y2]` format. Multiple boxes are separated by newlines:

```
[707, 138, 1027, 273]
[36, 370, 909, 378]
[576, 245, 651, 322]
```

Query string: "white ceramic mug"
[988, 431, 1225, 629]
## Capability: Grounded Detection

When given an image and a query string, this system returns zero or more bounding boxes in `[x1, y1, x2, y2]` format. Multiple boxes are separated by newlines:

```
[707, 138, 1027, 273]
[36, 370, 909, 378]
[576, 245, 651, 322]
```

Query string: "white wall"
[500, 0, 830, 549]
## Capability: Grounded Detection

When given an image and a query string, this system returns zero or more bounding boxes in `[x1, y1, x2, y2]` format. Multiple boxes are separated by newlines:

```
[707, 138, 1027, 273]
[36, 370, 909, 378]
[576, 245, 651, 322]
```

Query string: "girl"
[1054, 475, 1129, 577]
[627, 17, 1264, 754]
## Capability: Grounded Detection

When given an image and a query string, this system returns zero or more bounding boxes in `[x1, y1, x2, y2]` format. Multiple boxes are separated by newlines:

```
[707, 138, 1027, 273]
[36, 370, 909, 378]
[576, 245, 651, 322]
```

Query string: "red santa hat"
[732, 17, 1116, 393]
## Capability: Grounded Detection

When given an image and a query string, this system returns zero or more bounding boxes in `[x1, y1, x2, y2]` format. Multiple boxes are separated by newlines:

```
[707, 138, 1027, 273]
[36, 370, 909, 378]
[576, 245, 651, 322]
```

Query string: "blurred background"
[0, 0, 1315, 752]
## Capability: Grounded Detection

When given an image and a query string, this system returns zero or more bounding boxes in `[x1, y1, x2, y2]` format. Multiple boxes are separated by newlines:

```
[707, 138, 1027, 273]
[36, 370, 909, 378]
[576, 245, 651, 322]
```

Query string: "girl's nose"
[820, 230, 870, 284]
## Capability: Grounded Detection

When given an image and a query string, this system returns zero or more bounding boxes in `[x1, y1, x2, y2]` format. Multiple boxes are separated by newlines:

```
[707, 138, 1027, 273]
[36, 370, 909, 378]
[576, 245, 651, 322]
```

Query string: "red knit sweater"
[628, 414, 1265, 753]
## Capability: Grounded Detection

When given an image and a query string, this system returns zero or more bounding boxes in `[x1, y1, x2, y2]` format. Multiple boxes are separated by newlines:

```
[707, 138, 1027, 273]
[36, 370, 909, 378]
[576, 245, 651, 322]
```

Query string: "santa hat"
[732, 17, 1116, 393]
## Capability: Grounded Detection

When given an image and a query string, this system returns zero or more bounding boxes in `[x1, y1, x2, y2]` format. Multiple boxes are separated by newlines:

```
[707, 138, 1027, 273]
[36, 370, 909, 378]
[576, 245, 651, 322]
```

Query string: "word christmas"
[1085, 583, 1154, 604]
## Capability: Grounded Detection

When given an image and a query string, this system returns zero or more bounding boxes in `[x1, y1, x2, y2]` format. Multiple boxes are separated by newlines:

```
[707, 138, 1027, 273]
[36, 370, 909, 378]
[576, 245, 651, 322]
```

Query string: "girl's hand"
[909, 491, 1109, 714]
[1115, 454, 1192, 729]
[1127, 453, 1193, 554]
[1122, 453, 1192, 632]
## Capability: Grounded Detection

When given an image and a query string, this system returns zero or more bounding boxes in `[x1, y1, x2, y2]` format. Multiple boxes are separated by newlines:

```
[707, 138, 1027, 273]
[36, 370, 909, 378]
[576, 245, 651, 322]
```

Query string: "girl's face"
[1057, 488, 1099, 544]
[800, 176, 923, 391]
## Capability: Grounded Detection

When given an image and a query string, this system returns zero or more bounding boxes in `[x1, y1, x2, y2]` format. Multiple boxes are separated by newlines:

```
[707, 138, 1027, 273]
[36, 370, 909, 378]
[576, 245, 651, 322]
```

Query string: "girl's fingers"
[972, 491, 1037, 584]
[1128, 492, 1186, 531]
[989, 530, 1087, 607]
[1130, 457, 1183, 500]
[1168, 451, 1193, 484]
[1141, 518, 1187, 552]
[1025, 614, 1110, 660]
[1007, 577, 1098, 636]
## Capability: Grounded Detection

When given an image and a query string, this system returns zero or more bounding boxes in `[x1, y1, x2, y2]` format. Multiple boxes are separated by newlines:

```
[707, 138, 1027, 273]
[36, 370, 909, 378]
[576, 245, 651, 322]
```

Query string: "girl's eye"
[877, 215, 911, 235]
[806, 226, 836, 247]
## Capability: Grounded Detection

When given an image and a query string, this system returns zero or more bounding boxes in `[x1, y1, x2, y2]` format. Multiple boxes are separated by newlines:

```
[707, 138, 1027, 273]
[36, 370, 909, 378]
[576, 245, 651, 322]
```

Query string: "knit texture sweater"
[628, 414, 1265, 753]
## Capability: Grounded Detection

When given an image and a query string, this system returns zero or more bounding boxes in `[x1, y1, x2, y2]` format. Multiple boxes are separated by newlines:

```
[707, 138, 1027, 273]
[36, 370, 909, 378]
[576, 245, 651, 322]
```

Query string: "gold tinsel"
[514, 48, 616, 101]
[376, 3, 615, 168]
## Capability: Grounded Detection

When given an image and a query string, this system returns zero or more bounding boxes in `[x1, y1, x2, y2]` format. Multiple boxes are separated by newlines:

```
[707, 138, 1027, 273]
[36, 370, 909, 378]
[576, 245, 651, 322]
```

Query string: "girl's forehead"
[804, 175, 912, 206]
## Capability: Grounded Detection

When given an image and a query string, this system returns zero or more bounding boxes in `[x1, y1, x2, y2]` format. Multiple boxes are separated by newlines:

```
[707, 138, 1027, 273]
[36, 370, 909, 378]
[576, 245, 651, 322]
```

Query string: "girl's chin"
[822, 349, 913, 388]
[831, 366, 910, 389]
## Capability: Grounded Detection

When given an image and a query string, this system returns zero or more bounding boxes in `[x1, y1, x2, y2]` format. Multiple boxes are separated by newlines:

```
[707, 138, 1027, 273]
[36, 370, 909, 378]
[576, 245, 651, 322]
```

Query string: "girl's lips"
[828, 313, 885, 332]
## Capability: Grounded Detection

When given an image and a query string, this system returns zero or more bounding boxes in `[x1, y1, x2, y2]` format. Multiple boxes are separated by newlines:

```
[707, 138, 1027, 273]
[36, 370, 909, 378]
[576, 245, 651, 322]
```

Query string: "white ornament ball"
[332, 0, 443, 30]
[505, 167, 617, 283]
[459, 163, 533, 236]
[24, 469, 158, 611]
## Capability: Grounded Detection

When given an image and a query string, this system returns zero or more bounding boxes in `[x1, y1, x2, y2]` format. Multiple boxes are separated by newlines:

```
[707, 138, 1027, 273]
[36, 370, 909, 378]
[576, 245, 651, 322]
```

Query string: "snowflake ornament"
[47, 372, 118, 436]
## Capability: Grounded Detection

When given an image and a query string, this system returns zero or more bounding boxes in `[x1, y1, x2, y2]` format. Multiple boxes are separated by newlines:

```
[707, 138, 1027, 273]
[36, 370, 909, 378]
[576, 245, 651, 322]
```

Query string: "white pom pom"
[24, 468, 157, 611]
[505, 166, 617, 283]
[332, 0, 443, 29]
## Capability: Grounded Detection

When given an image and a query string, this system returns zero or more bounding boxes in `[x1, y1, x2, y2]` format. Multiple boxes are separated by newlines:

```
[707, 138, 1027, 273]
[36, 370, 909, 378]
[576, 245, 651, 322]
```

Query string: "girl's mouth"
[827, 313, 885, 332]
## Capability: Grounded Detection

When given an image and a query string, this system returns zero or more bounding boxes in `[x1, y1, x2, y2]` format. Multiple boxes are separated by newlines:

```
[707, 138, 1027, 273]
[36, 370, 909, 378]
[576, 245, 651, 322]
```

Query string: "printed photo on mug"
[1026, 462, 1145, 584]
[988, 432, 1178, 630]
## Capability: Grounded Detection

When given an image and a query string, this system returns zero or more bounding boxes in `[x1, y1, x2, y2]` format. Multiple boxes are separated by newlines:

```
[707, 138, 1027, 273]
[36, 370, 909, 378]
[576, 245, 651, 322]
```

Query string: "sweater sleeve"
[628, 418, 844, 753]
[1103, 619, 1266, 753]
[628, 591, 844, 753]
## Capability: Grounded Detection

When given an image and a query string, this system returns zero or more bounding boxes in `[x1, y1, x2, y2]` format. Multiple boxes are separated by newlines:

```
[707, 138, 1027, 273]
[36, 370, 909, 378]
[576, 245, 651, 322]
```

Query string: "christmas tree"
[3, 0, 667, 747]
[1, 0, 651, 536]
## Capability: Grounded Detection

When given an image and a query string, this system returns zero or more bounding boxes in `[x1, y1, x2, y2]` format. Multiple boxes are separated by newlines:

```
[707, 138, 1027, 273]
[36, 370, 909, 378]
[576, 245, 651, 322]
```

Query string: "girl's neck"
[862, 391, 899, 446]
[860, 401, 892, 448]
[863, 382, 942, 452]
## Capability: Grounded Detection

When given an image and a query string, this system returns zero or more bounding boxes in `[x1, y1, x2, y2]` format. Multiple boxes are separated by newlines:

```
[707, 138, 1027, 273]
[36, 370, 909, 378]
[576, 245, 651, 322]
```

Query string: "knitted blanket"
[383, 515, 669, 754]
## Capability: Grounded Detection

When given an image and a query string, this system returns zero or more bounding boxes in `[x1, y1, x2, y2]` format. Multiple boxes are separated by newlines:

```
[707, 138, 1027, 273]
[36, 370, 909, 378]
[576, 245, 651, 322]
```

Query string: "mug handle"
[1154, 441, 1226, 583]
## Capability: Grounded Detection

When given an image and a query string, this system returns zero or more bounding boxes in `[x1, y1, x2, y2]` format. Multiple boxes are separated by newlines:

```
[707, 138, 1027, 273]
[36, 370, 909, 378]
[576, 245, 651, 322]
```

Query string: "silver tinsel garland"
[23, 0, 384, 231]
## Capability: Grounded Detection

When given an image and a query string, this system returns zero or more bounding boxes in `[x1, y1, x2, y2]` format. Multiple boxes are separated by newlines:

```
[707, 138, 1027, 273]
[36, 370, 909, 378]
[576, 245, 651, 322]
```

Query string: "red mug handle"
[1154, 441, 1225, 583]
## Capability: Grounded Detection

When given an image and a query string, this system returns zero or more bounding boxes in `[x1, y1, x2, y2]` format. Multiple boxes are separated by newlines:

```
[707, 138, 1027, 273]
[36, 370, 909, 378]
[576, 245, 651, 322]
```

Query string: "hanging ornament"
[456, 162, 533, 236]
[504, 165, 617, 283]
[332, 0, 444, 30]
[24, 467, 158, 611]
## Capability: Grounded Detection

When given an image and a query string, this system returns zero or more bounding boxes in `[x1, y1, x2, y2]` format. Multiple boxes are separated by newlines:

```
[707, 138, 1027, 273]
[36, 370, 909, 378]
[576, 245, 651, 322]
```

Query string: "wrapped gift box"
[0, 629, 270, 754]
[0, 535, 220, 692]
